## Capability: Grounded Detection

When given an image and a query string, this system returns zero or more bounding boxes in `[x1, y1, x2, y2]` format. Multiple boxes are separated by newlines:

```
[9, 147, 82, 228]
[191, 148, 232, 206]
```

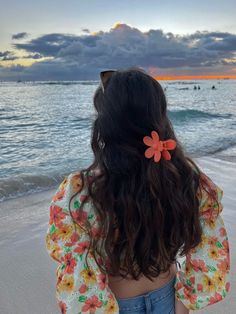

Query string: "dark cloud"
[12, 32, 28, 40]
[23, 53, 43, 59]
[181, 31, 236, 53]
[0, 51, 18, 61]
[82, 28, 90, 34]
[1, 24, 236, 80]
[13, 33, 78, 56]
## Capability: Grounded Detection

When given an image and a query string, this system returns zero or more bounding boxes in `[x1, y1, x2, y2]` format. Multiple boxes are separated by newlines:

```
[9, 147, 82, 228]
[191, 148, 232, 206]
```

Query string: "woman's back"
[108, 264, 177, 298]
[45, 68, 230, 313]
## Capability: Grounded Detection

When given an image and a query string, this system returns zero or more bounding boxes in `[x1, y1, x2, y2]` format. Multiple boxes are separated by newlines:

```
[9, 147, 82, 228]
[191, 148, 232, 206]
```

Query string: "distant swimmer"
[212, 85, 216, 90]
[198, 85, 200, 90]
[194, 85, 197, 90]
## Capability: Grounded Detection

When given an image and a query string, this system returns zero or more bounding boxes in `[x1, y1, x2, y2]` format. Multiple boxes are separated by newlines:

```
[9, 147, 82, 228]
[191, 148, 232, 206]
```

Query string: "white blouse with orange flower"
[45, 170, 230, 313]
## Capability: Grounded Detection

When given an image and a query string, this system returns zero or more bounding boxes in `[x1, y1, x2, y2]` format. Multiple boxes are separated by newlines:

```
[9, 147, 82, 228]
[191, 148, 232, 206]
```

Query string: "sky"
[0, 0, 236, 80]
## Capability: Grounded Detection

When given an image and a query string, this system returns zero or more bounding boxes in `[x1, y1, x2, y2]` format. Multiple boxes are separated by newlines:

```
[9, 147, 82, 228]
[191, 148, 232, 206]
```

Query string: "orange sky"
[154, 75, 236, 80]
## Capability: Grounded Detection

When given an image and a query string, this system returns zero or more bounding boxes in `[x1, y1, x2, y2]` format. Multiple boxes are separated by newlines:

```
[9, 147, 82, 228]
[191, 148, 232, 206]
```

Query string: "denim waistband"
[116, 276, 176, 312]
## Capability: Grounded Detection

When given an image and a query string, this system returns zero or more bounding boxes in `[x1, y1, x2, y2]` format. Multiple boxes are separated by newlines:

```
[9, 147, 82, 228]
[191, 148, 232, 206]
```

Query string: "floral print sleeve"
[45, 171, 119, 314]
[175, 172, 230, 311]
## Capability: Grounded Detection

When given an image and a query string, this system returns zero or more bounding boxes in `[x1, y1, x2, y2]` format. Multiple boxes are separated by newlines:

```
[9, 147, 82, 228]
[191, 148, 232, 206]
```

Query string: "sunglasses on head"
[100, 70, 117, 92]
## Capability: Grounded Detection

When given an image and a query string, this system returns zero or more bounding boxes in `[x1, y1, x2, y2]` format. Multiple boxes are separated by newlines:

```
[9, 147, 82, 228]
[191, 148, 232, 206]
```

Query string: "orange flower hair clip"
[143, 131, 176, 163]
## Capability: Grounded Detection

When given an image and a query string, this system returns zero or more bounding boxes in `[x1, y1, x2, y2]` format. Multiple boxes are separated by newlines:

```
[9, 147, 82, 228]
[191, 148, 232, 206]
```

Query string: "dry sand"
[0, 156, 235, 314]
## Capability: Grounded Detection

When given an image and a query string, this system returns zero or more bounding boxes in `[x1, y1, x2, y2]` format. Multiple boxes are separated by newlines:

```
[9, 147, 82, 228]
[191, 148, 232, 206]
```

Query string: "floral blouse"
[45, 170, 230, 313]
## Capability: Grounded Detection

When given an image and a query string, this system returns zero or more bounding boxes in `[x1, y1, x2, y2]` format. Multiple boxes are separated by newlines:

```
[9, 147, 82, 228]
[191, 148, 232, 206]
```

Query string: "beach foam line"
[0, 172, 67, 202]
[1, 155, 236, 203]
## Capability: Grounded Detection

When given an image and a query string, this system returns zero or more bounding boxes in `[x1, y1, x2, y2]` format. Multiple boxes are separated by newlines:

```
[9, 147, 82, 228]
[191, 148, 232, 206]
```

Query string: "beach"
[0, 156, 235, 314]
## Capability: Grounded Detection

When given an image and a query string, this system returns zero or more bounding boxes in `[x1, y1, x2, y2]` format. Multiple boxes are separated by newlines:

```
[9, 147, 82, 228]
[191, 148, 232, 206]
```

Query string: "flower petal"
[154, 151, 161, 162]
[163, 139, 176, 150]
[143, 135, 153, 146]
[151, 131, 160, 143]
[162, 150, 171, 160]
[145, 147, 155, 158]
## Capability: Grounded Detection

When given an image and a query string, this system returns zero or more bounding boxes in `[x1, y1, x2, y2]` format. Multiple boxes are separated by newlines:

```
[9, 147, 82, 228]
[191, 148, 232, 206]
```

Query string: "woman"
[45, 68, 230, 313]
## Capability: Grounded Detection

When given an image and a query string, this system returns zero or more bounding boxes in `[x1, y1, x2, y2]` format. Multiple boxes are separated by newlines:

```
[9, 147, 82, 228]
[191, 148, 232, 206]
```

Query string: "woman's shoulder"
[52, 170, 81, 200]
[196, 171, 224, 218]
[187, 159, 223, 216]
[51, 170, 93, 214]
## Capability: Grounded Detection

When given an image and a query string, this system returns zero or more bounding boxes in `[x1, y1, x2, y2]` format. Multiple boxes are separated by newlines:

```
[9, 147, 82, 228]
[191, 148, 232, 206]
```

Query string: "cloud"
[180, 31, 236, 53]
[12, 32, 29, 40]
[13, 33, 78, 56]
[0, 50, 18, 61]
[23, 53, 44, 59]
[1, 23, 236, 80]
[82, 28, 90, 34]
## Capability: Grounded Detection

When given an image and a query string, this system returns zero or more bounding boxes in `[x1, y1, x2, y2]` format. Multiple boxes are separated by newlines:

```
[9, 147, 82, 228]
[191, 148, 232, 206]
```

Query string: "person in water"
[45, 67, 230, 314]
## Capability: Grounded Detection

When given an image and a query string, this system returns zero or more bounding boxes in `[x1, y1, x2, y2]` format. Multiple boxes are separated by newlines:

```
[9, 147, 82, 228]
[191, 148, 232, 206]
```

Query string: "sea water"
[0, 79, 236, 201]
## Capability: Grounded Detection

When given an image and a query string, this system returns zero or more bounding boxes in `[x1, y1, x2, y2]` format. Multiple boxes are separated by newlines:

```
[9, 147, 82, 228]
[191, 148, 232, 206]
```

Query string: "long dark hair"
[70, 67, 205, 280]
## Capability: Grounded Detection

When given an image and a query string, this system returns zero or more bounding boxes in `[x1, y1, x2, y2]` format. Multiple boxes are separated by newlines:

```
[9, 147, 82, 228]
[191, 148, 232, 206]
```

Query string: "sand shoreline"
[0, 156, 235, 313]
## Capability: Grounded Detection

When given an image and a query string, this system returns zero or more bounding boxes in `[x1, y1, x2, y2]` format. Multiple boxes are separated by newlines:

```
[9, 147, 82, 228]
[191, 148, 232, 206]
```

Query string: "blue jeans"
[116, 276, 176, 314]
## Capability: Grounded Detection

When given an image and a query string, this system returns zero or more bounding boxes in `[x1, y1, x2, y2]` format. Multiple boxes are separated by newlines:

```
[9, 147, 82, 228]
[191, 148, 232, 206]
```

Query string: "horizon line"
[154, 75, 236, 80]
[1, 75, 236, 82]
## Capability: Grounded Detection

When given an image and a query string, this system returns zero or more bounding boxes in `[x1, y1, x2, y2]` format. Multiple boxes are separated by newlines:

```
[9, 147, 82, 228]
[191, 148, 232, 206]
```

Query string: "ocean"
[0, 79, 236, 202]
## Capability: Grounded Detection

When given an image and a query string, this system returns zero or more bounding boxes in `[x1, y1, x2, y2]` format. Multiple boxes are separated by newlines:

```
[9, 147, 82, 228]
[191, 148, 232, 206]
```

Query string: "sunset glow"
[0, 56, 54, 68]
[154, 74, 236, 80]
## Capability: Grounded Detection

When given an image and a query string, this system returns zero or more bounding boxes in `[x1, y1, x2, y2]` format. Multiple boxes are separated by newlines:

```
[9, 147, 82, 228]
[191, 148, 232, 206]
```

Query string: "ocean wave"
[33, 81, 99, 86]
[0, 81, 100, 87]
[166, 81, 199, 85]
[206, 140, 236, 156]
[1, 140, 236, 202]
[0, 173, 68, 202]
[168, 109, 232, 121]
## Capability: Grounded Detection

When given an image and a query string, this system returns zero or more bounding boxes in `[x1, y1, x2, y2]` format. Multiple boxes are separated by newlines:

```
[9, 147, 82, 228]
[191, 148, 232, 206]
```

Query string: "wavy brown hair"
[69, 67, 213, 280]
